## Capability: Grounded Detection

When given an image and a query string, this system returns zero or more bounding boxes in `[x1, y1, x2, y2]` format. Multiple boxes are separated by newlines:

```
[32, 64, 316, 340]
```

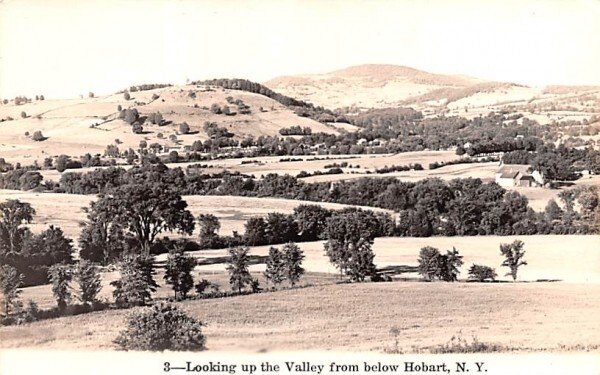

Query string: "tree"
[32, 130, 46, 141]
[544, 199, 563, 222]
[132, 123, 143, 134]
[417, 246, 441, 281]
[265, 212, 298, 244]
[0, 199, 35, 254]
[323, 210, 378, 279]
[0, 265, 23, 317]
[79, 198, 129, 265]
[94, 183, 195, 255]
[226, 246, 252, 293]
[417, 246, 463, 282]
[123, 92, 131, 100]
[500, 240, 527, 281]
[244, 217, 267, 246]
[264, 246, 285, 286]
[111, 254, 158, 307]
[282, 242, 304, 286]
[74, 260, 102, 306]
[114, 302, 205, 351]
[48, 264, 73, 311]
[198, 214, 221, 249]
[88, 92, 95, 98]
[293, 204, 332, 241]
[468, 264, 497, 282]
[179, 122, 190, 134]
[164, 249, 196, 299]
[20, 111, 27, 118]
[55, 154, 70, 172]
[124, 108, 139, 125]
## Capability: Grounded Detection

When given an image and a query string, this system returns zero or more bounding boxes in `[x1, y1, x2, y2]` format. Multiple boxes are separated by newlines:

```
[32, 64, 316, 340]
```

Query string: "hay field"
[185, 235, 600, 284]
[0, 190, 393, 239]
[2, 282, 599, 352]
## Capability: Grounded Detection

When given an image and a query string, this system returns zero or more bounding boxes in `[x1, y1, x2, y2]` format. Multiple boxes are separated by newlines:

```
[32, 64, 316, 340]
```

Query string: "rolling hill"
[0, 85, 338, 165]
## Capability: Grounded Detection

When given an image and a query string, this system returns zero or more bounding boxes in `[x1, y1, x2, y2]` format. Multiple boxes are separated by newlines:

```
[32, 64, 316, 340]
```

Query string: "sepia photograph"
[0, 0, 599, 373]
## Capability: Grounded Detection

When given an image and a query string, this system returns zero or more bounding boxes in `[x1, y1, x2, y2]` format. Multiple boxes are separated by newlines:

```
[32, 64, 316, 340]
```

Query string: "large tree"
[226, 246, 252, 293]
[282, 242, 305, 286]
[500, 240, 527, 281]
[0, 199, 35, 254]
[323, 210, 378, 280]
[93, 183, 195, 255]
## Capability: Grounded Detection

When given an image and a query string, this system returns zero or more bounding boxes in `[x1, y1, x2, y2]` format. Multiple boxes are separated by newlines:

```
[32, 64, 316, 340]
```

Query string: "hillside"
[0, 85, 338, 165]
[265, 64, 600, 122]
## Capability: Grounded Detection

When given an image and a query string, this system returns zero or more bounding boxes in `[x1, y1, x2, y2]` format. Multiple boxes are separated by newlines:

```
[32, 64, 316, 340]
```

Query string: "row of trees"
[417, 240, 527, 282]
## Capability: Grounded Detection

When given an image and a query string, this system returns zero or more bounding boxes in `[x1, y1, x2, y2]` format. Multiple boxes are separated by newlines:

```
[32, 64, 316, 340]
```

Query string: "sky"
[1, 0, 599, 99]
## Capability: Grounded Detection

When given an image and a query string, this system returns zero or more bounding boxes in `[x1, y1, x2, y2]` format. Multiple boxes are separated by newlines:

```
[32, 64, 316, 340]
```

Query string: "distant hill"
[265, 64, 600, 117]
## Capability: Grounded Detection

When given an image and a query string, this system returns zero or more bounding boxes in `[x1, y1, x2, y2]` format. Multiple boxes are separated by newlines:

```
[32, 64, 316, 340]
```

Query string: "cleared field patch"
[2, 282, 600, 352]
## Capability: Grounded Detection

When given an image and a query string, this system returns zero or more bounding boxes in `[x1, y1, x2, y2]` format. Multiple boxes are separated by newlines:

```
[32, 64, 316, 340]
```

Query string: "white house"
[495, 163, 544, 188]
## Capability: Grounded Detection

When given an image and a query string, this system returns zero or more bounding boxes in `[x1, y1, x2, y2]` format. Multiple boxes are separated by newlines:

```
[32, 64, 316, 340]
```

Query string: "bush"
[468, 264, 497, 282]
[114, 302, 205, 351]
[124, 92, 130, 100]
[20, 111, 27, 118]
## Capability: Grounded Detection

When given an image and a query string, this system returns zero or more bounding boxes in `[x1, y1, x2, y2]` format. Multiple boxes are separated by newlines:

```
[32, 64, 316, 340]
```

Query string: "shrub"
[117, 104, 122, 111]
[74, 260, 102, 305]
[124, 92, 131, 100]
[32, 130, 46, 141]
[20, 111, 27, 118]
[114, 302, 205, 351]
[468, 264, 497, 282]
[0, 265, 23, 317]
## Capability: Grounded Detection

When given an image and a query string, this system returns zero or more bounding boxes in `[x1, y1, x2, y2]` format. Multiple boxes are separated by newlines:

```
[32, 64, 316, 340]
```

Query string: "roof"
[497, 164, 530, 175]
[499, 172, 519, 179]
[518, 175, 535, 181]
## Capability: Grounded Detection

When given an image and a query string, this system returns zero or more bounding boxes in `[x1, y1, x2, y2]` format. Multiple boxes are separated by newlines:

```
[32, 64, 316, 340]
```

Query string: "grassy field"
[2, 282, 600, 352]
[185, 235, 600, 283]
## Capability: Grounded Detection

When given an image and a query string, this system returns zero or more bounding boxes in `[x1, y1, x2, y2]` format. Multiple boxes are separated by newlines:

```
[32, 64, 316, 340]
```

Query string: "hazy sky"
[1, 0, 599, 98]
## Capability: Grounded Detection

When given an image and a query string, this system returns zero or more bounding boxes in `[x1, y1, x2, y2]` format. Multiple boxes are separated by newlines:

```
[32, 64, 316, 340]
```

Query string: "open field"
[2, 282, 600, 352]
[0, 190, 394, 239]
[184, 235, 600, 284]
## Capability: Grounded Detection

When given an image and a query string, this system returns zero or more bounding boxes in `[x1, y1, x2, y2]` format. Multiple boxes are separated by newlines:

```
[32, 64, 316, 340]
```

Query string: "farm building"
[495, 164, 544, 188]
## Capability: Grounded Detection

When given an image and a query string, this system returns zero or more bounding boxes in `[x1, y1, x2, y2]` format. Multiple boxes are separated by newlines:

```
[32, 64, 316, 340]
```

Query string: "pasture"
[2, 282, 600, 352]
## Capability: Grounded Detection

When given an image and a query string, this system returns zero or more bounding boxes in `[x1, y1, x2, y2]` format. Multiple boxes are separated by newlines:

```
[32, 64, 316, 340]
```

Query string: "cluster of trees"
[279, 126, 313, 136]
[127, 83, 172, 92]
[0, 200, 74, 286]
[417, 240, 527, 282]
[53, 163, 598, 236]
[429, 157, 498, 170]
[195, 78, 334, 121]
[0, 168, 43, 191]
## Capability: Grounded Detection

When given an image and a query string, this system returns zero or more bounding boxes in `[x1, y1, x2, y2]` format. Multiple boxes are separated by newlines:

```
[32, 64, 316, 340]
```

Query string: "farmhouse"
[495, 163, 544, 188]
